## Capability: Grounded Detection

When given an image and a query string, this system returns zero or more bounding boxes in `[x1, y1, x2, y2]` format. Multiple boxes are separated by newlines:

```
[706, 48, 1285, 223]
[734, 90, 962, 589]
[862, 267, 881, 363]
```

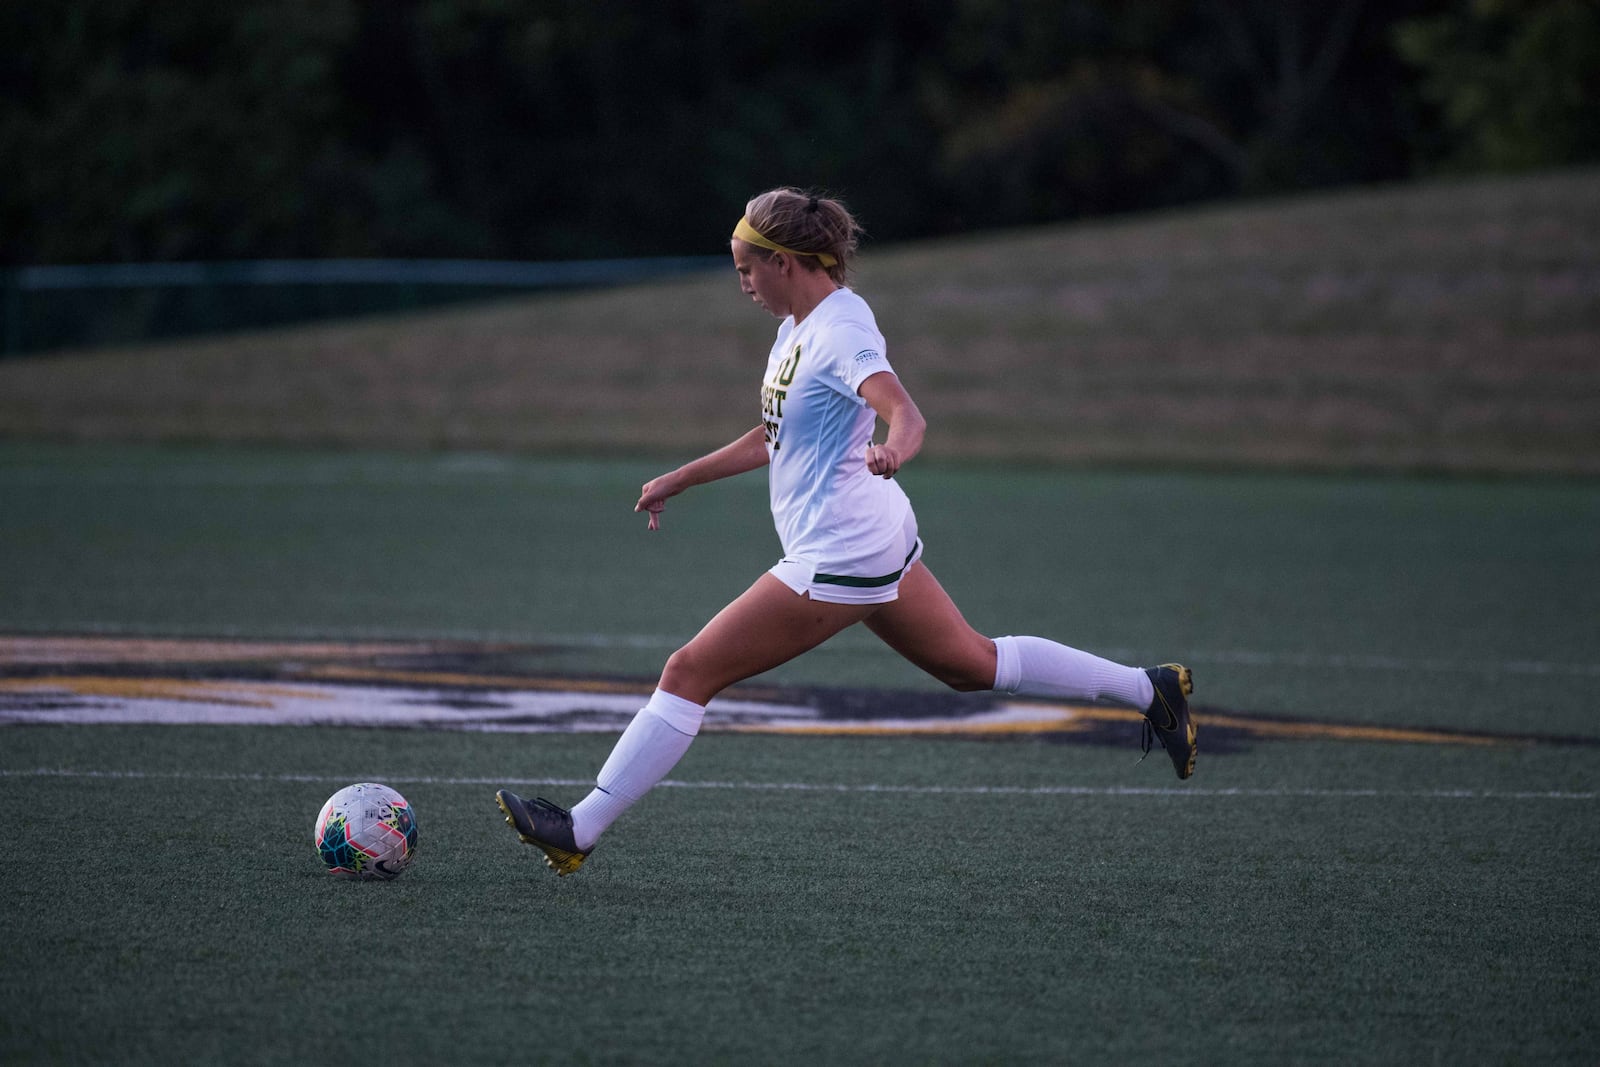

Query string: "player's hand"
[634, 475, 678, 531]
[865, 442, 901, 479]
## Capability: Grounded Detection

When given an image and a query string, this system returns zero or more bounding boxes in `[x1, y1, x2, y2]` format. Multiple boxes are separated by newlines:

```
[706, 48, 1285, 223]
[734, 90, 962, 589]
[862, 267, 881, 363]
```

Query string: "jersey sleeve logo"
[853, 349, 884, 365]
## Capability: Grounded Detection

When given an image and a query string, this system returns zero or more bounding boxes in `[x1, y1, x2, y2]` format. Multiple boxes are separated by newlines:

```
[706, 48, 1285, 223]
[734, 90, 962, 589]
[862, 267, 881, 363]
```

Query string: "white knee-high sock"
[992, 635, 1154, 709]
[569, 688, 705, 851]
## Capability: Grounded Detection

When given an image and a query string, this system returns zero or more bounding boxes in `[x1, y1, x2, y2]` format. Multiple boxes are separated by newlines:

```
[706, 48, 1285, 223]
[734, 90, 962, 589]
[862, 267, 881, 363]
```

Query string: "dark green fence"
[1, 257, 725, 356]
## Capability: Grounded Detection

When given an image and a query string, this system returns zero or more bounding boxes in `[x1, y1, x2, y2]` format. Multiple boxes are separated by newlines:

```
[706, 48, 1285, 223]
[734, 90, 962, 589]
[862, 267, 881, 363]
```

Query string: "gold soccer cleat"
[1141, 664, 1197, 780]
[495, 789, 590, 876]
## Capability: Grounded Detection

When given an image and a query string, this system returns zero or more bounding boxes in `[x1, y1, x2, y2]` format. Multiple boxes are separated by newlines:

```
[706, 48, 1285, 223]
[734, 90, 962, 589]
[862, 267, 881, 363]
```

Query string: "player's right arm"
[635, 425, 769, 529]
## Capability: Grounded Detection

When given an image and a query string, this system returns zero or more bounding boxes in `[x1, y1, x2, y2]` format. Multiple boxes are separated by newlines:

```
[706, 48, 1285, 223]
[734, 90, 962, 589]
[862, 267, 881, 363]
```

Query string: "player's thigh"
[660, 573, 876, 704]
[864, 562, 997, 691]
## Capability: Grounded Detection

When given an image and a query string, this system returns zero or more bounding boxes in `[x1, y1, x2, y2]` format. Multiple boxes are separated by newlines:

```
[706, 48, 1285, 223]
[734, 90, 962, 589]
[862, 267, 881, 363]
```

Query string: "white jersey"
[760, 288, 911, 576]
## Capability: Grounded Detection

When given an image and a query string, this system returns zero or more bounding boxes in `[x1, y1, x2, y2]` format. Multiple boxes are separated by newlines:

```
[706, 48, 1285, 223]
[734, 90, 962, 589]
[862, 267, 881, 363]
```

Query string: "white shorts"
[768, 509, 923, 605]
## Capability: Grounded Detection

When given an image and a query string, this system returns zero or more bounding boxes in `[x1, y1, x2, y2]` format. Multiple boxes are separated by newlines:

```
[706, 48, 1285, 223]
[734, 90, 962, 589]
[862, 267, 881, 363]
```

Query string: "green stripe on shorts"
[812, 543, 920, 588]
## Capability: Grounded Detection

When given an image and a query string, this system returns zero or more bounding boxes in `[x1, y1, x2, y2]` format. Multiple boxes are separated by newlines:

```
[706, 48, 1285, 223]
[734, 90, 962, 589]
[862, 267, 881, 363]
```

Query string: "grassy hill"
[2, 168, 1596, 474]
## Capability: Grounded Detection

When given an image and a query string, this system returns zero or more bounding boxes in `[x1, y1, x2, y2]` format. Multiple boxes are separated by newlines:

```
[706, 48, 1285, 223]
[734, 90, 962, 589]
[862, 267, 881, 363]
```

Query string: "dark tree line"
[3, 0, 1595, 266]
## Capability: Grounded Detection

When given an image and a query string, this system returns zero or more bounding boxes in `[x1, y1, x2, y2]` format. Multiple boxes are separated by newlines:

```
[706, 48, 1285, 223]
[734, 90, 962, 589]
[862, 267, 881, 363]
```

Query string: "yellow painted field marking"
[0, 676, 332, 708]
[294, 663, 653, 695]
[0, 636, 1539, 747]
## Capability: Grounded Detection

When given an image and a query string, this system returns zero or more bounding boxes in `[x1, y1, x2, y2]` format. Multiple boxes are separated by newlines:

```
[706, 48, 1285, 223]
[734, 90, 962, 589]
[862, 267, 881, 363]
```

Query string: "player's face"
[732, 239, 789, 318]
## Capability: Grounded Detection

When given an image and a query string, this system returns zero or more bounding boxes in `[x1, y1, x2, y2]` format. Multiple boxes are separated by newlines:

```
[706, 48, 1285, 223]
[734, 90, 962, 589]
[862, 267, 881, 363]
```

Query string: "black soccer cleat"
[495, 789, 590, 876]
[1142, 664, 1197, 780]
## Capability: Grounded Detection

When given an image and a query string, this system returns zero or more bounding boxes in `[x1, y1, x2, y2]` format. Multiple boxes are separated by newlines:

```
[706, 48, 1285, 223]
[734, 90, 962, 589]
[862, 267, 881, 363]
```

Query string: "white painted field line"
[2, 767, 1592, 801]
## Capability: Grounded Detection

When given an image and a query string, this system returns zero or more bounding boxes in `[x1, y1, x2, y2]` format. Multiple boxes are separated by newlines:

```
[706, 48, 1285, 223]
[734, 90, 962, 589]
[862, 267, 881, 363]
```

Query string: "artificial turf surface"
[2, 726, 1594, 1064]
[2, 443, 1597, 1063]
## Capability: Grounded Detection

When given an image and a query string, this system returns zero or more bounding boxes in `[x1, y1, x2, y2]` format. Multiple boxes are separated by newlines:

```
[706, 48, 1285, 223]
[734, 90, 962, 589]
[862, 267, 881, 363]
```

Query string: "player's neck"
[788, 280, 842, 326]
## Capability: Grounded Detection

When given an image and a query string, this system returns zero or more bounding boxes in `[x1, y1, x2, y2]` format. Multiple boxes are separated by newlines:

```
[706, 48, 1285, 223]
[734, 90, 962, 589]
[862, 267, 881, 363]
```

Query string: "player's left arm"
[859, 371, 926, 479]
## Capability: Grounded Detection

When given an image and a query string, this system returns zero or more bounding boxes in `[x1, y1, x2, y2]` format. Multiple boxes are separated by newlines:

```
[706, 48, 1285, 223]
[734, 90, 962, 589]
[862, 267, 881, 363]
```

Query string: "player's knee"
[659, 644, 720, 703]
[659, 645, 699, 691]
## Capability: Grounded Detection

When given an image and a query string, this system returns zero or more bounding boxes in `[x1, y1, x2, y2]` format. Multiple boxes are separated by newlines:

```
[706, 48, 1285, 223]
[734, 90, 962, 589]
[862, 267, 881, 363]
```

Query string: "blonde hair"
[741, 188, 862, 285]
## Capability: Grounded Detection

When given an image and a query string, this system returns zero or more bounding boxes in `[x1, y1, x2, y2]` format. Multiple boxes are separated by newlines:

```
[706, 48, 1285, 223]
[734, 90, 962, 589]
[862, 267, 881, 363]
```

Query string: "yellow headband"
[732, 216, 838, 268]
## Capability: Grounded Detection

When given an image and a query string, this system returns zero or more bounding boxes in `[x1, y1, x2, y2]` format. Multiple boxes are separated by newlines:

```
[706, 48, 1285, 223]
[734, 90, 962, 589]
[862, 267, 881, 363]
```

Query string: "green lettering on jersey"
[776, 344, 802, 387]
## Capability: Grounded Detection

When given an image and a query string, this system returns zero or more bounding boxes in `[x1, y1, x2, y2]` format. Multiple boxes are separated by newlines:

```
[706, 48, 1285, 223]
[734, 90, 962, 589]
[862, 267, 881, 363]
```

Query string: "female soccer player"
[497, 188, 1196, 875]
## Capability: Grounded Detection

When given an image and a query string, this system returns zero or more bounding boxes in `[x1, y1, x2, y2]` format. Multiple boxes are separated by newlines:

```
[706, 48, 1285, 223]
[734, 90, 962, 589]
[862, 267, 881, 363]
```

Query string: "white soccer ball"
[314, 782, 418, 880]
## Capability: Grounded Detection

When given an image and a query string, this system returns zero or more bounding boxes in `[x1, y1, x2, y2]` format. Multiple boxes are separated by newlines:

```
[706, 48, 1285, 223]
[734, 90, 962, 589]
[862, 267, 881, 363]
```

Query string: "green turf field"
[3, 441, 1597, 733]
[2, 728, 1593, 1064]
[2, 442, 1597, 1063]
